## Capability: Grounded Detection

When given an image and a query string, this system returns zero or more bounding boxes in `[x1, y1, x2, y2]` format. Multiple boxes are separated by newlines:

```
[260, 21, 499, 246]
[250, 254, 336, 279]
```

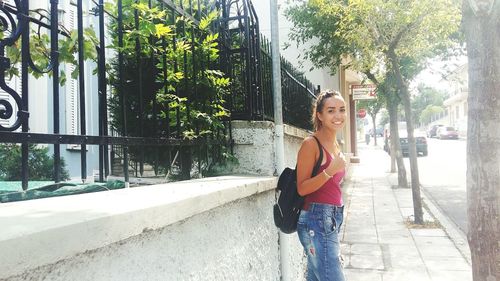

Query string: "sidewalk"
[340, 143, 472, 281]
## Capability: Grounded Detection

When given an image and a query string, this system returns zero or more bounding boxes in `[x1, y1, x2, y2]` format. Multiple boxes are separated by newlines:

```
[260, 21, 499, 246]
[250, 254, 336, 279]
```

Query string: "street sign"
[357, 108, 367, 118]
[352, 84, 377, 100]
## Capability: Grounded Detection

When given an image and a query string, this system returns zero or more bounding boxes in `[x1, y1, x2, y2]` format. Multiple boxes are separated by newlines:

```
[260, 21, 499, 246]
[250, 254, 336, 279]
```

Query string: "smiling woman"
[295, 89, 347, 281]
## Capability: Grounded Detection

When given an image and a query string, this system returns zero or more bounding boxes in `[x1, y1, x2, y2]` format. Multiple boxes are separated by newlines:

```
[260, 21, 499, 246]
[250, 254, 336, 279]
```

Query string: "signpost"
[352, 84, 377, 100]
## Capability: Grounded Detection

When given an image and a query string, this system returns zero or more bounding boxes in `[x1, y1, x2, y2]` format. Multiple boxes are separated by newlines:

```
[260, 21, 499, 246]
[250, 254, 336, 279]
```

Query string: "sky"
[411, 55, 468, 92]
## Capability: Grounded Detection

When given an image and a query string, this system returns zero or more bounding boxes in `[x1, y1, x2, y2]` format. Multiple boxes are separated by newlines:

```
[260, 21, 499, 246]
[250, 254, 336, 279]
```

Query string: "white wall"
[0, 176, 306, 281]
[2, 186, 280, 281]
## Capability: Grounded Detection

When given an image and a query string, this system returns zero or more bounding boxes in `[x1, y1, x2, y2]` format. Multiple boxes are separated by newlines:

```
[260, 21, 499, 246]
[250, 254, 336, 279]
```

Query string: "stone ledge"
[284, 124, 311, 139]
[0, 176, 277, 279]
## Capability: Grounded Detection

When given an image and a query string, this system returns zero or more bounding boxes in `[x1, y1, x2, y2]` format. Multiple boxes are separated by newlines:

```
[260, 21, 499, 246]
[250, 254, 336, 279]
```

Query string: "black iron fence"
[219, 1, 318, 126]
[0, 0, 318, 192]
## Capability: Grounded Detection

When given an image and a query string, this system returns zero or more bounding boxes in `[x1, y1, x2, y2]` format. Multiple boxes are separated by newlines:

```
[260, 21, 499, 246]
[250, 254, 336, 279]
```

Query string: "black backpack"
[273, 136, 323, 234]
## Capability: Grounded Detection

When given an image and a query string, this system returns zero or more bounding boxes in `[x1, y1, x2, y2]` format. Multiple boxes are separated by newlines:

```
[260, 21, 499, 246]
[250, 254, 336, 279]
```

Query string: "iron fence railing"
[0, 0, 319, 193]
[219, 1, 318, 126]
[280, 58, 319, 131]
[0, 0, 235, 190]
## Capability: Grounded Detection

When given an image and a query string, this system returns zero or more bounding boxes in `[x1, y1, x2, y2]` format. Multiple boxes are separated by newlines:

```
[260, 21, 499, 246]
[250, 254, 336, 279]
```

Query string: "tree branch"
[388, 12, 426, 52]
[364, 70, 380, 85]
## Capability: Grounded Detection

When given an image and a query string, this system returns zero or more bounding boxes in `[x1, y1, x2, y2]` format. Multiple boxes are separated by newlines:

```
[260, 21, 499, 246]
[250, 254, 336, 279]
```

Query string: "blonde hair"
[312, 89, 343, 131]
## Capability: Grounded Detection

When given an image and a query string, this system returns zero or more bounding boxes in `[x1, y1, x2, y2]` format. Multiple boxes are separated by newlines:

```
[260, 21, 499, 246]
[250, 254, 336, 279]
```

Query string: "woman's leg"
[297, 211, 320, 281]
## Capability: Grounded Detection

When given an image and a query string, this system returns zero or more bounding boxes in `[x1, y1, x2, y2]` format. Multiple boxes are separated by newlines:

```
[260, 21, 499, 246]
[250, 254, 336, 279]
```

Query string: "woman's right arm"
[296, 137, 330, 196]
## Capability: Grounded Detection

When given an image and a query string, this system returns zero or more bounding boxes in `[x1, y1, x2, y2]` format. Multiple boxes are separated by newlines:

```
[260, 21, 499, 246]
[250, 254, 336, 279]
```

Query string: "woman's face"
[317, 96, 346, 131]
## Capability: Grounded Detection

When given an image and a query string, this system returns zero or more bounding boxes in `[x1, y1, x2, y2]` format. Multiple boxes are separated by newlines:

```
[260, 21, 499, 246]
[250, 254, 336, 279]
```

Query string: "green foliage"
[106, 1, 231, 177]
[378, 110, 389, 127]
[4, 8, 98, 85]
[412, 84, 447, 125]
[0, 144, 70, 181]
[419, 105, 444, 125]
[285, 1, 354, 74]
[285, 0, 462, 83]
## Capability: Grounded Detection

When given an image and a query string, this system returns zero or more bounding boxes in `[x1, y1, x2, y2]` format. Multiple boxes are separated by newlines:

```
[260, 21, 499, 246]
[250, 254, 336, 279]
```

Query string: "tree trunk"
[463, 1, 500, 280]
[387, 96, 407, 187]
[388, 50, 424, 224]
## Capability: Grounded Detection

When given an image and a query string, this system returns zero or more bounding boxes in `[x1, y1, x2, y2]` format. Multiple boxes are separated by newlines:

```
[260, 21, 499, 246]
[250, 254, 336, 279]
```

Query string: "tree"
[419, 105, 444, 125]
[412, 84, 446, 127]
[377, 72, 408, 184]
[462, 0, 500, 280]
[285, 0, 461, 223]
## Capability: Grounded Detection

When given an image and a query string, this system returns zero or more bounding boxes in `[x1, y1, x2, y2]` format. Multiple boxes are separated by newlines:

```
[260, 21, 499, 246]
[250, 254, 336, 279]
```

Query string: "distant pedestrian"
[296, 89, 347, 281]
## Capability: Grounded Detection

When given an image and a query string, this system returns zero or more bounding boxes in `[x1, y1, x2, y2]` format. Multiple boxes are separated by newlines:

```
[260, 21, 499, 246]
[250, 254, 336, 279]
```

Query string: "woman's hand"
[324, 153, 346, 177]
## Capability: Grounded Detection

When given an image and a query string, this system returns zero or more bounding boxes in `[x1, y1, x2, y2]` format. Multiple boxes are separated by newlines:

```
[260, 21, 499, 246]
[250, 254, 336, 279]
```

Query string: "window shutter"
[65, 1, 79, 136]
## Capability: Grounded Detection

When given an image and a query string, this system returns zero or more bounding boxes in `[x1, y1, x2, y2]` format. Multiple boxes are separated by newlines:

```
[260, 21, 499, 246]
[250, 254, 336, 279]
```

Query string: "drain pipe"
[270, 1, 291, 280]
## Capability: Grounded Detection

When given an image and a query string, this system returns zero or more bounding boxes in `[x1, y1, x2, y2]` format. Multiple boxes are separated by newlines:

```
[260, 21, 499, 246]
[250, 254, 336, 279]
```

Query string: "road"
[404, 137, 468, 235]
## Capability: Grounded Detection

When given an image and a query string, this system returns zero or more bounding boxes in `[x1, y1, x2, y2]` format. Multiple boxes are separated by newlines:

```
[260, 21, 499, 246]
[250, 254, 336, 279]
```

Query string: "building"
[443, 63, 468, 137]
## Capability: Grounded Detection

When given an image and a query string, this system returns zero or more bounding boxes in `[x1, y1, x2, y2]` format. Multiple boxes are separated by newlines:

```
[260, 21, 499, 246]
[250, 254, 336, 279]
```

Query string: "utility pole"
[270, 0, 290, 280]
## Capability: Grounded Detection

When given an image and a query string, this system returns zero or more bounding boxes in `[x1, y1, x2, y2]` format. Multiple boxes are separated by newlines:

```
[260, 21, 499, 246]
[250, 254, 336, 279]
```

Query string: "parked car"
[385, 130, 428, 157]
[436, 126, 459, 140]
[427, 124, 443, 138]
[399, 132, 428, 157]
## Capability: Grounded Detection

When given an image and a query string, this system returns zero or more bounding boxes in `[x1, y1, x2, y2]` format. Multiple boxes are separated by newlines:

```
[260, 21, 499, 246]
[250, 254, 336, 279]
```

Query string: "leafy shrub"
[106, 1, 231, 179]
[0, 144, 70, 181]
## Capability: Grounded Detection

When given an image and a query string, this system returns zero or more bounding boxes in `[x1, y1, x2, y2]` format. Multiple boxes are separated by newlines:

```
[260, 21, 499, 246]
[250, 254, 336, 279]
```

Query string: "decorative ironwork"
[0, 0, 318, 193]
[0, 0, 27, 132]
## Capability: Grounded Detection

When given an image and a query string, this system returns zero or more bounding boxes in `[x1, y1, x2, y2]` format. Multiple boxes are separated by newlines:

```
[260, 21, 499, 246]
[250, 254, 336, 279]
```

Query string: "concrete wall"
[283, 124, 310, 168]
[3, 189, 277, 281]
[231, 121, 277, 176]
[0, 176, 307, 281]
[231, 121, 310, 175]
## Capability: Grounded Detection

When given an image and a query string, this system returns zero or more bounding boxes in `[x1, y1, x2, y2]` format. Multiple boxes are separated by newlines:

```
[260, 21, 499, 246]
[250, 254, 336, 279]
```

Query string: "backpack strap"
[311, 136, 323, 176]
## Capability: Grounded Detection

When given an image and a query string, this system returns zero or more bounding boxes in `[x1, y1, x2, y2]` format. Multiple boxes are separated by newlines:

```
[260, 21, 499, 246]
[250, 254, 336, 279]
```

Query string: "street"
[404, 137, 468, 235]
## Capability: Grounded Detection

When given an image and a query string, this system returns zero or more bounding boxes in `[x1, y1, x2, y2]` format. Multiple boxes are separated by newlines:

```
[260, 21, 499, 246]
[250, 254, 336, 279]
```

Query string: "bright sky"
[411, 55, 468, 92]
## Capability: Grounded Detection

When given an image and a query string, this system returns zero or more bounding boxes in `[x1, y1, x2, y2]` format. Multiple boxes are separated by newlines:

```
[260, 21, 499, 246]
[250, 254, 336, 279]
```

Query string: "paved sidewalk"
[340, 143, 472, 281]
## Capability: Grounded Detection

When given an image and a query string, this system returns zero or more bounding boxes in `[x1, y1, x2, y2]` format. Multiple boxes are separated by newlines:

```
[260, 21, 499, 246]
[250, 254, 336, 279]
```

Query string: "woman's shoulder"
[299, 135, 321, 152]
[301, 135, 318, 146]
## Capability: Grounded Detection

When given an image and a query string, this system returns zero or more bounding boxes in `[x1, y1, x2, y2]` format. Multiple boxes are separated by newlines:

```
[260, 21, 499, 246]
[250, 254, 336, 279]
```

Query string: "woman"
[296, 90, 347, 281]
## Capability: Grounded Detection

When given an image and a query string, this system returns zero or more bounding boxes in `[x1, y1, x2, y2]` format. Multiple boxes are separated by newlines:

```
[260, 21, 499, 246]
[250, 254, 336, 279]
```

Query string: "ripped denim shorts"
[297, 203, 345, 281]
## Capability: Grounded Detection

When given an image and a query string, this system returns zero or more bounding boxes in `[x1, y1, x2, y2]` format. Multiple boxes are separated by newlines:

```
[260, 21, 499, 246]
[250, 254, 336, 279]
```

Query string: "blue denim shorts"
[297, 203, 345, 281]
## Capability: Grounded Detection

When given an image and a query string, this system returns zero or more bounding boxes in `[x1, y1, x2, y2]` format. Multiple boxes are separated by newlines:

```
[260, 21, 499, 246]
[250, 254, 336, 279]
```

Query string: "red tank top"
[303, 147, 345, 210]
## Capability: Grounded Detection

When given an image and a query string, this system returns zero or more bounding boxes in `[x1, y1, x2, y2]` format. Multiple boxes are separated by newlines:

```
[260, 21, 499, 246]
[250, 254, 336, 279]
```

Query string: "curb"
[420, 188, 471, 265]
